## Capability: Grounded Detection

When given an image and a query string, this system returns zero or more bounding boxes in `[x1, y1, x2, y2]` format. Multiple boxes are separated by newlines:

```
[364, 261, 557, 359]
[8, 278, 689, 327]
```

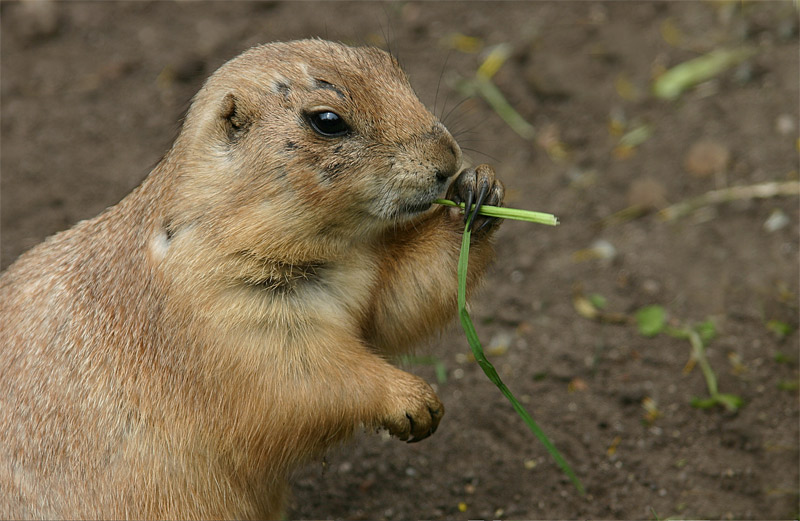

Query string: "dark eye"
[308, 111, 349, 137]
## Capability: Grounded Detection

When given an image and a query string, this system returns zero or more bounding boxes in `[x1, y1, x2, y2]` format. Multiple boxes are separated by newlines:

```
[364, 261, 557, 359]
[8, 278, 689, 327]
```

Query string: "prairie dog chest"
[278, 253, 377, 327]
[163, 236, 380, 340]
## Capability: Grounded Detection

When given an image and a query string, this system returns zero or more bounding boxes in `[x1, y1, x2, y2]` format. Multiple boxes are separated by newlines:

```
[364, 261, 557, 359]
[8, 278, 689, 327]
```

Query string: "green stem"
[689, 330, 718, 397]
[435, 198, 559, 226]
[457, 224, 584, 494]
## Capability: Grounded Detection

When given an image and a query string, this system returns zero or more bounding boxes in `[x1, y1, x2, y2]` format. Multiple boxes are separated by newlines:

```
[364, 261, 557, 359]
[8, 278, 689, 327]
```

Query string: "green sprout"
[633, 307, 744, 412]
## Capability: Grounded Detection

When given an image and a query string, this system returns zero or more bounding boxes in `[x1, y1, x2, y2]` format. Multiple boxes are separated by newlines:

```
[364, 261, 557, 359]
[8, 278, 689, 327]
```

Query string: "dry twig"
[659, 181, 799, 221]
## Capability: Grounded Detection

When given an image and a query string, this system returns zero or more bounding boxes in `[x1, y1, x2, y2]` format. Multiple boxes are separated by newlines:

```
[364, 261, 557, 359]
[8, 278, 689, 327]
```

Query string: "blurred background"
[1, 1, 798, 519]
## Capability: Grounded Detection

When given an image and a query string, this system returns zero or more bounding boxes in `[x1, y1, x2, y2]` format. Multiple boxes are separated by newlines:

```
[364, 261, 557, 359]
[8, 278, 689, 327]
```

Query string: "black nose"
[435, 168, 453, 182]
[435, 137, 461, 181]
[428, 122, 462, 182]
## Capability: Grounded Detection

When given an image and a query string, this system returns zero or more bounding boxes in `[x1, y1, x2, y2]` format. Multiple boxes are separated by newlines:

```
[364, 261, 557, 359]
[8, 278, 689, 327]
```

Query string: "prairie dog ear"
[220, 93, 252, 140]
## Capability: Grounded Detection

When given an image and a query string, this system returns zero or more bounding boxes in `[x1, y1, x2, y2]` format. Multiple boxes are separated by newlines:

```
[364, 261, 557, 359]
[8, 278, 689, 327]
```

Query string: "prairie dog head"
[166, 39, 462, 258]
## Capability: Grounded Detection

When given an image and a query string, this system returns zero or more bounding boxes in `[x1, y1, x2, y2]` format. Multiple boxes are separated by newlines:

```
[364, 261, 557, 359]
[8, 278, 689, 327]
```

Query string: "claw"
[474, 215, 496, 234]
[466, 180, 489, 230]
[463, 189, 474, 225]
[407, 430, 427, 444]
[405, 413, 415, 441]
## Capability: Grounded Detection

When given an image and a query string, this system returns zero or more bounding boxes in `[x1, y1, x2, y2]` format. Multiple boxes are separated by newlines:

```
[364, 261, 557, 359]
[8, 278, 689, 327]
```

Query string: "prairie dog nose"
[432, 123, 462, 181]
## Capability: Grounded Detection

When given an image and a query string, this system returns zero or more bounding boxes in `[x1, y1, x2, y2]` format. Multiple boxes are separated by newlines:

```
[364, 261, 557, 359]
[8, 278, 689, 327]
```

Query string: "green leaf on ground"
[588, 293, 608, 310]
[696, 319, 717, 345]
[652, 46, 758, 100]
[636, 305, 667, 337]
[690, 393, 743, 412]
[767, 319, 794, 340]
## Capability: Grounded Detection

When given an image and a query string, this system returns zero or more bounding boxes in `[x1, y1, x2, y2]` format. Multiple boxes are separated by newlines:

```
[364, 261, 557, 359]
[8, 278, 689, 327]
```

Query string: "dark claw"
[447, 165, 504, 234]
[407, 429, 429, 444]
[405, 413, 415, 441]
[463, 189, 474, 225]
[407, 408, 440, 443]
[474, 215, 497, 234]
[466, 180, 489, 231]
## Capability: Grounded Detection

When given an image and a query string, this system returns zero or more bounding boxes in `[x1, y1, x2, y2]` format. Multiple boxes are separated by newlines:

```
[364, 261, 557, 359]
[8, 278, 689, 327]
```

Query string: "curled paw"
[445, 164, 505, 233]
[382, 375, 444, 443]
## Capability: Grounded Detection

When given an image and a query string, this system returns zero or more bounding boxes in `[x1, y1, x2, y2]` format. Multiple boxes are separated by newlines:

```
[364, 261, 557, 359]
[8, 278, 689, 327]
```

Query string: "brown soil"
[1, 2, 798, 519]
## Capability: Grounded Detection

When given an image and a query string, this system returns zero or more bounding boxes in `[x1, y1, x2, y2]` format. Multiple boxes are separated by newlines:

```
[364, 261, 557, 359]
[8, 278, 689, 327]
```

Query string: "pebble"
[627, 178, 667, 210]
[775, 114, 796, 135]
[15, 0, 60, 42]
[642, 278, 662, 295]
[764, 209, 790, 232]
[589, 239, 617, 262]
[684, 141, 730, 177]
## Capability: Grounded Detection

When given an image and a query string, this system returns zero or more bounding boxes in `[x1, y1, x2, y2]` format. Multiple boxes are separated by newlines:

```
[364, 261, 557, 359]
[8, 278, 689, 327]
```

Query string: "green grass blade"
[652, 46, 758, 100]
[472, 76, 536, 140]
[435, 198, 559, 226]
[457, 225, 584, 494]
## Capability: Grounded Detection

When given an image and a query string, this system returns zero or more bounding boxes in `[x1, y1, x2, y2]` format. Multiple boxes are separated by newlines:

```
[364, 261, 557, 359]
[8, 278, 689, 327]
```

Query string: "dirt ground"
[1, 1, 798, 519]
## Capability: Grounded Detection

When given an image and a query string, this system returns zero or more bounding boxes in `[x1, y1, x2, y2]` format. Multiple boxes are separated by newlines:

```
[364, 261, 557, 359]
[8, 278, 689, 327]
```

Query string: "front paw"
[445, 164, 505, 233]
[381, 373, 444, 443]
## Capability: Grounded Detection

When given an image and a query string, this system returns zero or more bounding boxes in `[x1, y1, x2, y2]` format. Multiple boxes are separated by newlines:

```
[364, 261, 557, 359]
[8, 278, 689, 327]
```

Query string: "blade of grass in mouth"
[434, 198, 559, 226]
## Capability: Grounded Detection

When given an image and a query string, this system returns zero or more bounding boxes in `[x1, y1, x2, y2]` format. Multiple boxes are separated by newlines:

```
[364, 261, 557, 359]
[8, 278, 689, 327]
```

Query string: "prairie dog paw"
[445, 164, 505, 233]
[381, 374, 444, 443]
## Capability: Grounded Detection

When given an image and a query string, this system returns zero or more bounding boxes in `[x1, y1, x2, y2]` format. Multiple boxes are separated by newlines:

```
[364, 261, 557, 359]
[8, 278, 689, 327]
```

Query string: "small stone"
[642, 279, 661, 295]
[764, 209, 790, 232]
[15, 0, 60, 43]
[775, 114, 796, 136]
[685, 141, 730, 177]
[589, 239, 617, 261]
[627, 177, 667, 210]
[487, 331, 513, 356]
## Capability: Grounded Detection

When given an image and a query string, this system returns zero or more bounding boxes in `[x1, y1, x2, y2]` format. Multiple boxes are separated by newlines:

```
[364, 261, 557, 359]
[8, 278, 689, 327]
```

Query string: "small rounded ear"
[220, 93, 251, 141]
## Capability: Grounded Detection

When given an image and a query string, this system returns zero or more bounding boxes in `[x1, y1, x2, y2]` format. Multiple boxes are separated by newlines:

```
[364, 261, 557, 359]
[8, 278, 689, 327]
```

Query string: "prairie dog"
[0, 39, 505, 519]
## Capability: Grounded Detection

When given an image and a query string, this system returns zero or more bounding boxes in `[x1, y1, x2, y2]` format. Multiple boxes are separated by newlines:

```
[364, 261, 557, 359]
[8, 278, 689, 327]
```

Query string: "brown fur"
[0, 39, 503, 519]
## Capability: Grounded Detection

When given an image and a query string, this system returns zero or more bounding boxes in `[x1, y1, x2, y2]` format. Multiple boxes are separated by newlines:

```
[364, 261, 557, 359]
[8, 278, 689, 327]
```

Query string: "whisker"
[460, 147, 501, 163]
[442, 96, 473, 127]
[434, 50, 453, 119]
[450, 119, 486, 140]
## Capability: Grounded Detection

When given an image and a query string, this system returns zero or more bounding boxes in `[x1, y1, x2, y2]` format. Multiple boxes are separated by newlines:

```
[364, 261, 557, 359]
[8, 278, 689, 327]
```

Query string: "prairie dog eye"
[308, 110, 349, 137]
